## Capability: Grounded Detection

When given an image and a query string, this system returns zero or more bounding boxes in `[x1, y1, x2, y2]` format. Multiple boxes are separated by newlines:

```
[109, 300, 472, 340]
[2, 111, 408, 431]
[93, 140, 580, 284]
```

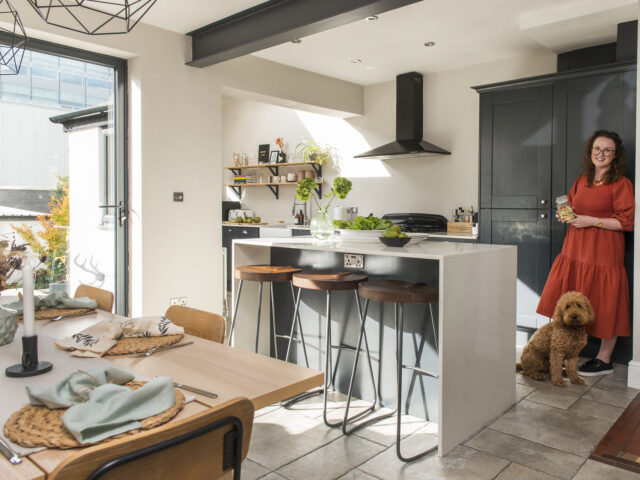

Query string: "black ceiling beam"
[187, 0, 422, 68]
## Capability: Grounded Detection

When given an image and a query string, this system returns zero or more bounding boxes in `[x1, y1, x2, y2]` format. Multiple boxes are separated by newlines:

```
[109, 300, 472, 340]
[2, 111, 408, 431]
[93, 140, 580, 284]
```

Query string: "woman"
[536, 130, 634, 376]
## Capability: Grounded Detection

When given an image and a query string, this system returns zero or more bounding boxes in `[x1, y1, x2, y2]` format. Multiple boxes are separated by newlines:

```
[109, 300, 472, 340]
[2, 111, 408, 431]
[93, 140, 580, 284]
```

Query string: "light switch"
[173, 192, 184, 202]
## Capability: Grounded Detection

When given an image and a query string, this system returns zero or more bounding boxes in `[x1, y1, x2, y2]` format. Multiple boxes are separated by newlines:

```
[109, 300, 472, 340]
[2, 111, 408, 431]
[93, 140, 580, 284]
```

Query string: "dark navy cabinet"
[222, 226, 260, 289]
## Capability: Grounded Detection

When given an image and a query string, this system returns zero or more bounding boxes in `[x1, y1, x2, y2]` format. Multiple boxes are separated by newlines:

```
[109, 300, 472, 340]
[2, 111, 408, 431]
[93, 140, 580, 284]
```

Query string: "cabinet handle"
[540, 214, 547, 219]
[540, 199, 547, 205]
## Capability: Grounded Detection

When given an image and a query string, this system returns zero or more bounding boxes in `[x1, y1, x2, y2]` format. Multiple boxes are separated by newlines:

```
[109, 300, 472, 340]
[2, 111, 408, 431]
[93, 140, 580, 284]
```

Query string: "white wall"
[222, 49, 557, 220]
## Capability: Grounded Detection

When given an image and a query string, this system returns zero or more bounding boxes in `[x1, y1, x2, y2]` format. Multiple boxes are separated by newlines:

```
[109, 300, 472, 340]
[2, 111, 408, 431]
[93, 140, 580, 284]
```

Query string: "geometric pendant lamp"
[26, 0, 157, 35]
[0, 0, 27, 75]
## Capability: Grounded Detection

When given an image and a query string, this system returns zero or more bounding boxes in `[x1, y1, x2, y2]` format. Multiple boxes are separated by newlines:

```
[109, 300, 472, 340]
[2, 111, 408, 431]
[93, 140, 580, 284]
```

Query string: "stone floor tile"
[465, 428, 583, 479]
[254, 404, 281, 418]
[516, 383, 536, 402]
[569, 398, 625, 423]
[276, 435, 386, 480]
[247, 407, 343, 471]
[259, 473, 288, 480]
[534, 378, 592, 395]
[612, 363, 628, 381]
[240, 459, 271, 480]
[488, 400, 612, 457]
[573, 459, 640, 480]
[582, 387, 637, 409]
[526, 388, 580, 410]
[595, 376, 640, 395]
[351, 407, 430, 447]
[515, 373, 542, 387]
[359, 444, 508, 480]
[494, 462, 561, 480]
[282, 390, 346, 420]
[337, 469, 383, 480]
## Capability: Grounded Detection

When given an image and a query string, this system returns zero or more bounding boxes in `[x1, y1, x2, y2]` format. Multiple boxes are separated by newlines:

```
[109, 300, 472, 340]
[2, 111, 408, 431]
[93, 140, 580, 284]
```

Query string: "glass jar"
[310, 208, 334, 241]
[555, 195, 575, 222]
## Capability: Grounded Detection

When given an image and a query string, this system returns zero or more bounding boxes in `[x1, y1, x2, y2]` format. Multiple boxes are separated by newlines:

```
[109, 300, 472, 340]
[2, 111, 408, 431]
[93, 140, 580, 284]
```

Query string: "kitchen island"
[230, 237, 516, 456]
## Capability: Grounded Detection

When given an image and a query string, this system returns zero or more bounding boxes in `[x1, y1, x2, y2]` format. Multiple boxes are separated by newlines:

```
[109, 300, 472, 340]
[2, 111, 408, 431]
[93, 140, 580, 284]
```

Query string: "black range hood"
[355, 72, 450, 159]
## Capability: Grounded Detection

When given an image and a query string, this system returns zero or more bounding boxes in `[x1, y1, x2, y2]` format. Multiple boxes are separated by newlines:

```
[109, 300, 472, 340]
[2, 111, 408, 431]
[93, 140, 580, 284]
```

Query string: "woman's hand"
[567, 215, 598, 228]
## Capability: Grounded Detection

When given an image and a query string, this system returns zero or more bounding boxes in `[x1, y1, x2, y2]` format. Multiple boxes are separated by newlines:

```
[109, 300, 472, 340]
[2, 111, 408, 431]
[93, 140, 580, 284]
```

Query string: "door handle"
[540, 214, 547, 219]
[540, 199, 547, 205]
[99, 201, 128, 227]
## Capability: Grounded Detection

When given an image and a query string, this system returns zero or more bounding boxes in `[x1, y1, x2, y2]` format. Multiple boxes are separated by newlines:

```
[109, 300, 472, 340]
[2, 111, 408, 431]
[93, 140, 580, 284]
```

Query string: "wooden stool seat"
[359, 280, 438, 304]
[292, 272, 368, 291]
[234, 265, 302, 282]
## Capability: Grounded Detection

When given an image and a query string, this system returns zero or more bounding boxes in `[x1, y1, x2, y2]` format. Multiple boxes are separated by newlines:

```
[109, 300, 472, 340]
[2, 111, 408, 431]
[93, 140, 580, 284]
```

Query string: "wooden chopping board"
[223, 221, 268, 225]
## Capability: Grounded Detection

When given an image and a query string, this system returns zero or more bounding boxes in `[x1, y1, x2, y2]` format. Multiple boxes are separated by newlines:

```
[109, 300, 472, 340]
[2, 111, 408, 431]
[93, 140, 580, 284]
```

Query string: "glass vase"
[310, 208, 334, 241]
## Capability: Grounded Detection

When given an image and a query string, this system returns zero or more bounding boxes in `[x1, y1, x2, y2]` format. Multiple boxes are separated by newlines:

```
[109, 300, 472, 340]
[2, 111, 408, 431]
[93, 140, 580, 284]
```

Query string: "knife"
[0, 438, 21, 465]
[173, 382, 218, 399]
[136, 341, 194, 357]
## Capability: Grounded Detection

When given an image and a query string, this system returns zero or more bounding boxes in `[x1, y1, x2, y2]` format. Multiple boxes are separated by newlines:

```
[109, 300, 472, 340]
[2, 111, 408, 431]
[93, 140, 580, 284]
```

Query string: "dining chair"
[49, 397, 254, 480]
[165, 305, 226, 343]
[74, 285, 114, 312]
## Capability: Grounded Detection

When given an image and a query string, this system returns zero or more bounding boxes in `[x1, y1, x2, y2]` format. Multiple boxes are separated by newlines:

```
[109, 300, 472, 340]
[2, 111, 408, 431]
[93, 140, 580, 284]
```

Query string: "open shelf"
[224, 161, 323, 199]
[224, 181, 325, 200]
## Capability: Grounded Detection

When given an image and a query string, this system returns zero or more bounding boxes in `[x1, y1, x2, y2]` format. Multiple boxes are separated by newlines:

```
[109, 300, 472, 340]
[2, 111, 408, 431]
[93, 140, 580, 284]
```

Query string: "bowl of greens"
[334, 215, 392, 239]
[379, 225, 410, 247]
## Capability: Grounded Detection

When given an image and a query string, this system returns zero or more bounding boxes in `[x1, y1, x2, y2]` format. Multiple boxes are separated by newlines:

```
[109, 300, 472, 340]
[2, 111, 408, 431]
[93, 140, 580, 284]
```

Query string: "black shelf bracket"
[315, 184, 322, 197]
[230, 168, 242, 176]
[267, 165, 279, 176]
[310, 163, 322, 176]
[229, 185, 242, 197]
[267, 185, 279, 199]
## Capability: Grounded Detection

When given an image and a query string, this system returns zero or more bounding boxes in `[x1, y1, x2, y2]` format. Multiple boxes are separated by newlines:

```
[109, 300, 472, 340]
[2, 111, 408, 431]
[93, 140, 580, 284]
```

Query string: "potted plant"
[295, 139, 337, 165]
[296, 176, 352, 240]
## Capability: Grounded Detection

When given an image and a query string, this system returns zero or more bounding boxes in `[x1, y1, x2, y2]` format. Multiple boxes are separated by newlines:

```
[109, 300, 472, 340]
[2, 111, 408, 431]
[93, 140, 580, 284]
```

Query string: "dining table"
[0, 310, 324, 479]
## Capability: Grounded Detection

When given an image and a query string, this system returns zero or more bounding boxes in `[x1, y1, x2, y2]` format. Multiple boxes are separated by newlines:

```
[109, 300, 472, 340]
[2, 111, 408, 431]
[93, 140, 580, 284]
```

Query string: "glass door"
[0, 37, 127, 314]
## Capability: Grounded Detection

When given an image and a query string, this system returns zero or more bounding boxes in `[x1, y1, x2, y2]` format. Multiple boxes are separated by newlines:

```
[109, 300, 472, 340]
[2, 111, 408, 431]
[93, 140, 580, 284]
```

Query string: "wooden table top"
[1, 310, 323, 479]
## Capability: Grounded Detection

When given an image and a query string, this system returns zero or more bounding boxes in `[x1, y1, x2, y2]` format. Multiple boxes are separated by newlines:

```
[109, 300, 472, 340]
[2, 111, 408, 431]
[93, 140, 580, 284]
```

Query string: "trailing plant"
[295, 139, 337, 165]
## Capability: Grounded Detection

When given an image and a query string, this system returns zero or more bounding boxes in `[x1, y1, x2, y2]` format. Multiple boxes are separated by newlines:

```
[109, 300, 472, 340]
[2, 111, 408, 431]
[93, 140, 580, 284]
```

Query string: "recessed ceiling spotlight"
[366, 15, 378, 21]
[424, 41, 436, 47]
[291, 38, 302, 44]
[350, 58, 362, 64]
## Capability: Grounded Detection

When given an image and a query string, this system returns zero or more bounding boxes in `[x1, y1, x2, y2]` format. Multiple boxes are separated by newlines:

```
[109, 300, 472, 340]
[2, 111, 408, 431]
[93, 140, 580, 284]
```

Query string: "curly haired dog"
[516, 291, 594, 387]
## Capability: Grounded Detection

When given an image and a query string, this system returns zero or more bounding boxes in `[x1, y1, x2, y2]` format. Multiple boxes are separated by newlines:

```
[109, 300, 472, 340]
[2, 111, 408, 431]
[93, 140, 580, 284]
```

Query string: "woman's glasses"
[591, 146, 616, 156]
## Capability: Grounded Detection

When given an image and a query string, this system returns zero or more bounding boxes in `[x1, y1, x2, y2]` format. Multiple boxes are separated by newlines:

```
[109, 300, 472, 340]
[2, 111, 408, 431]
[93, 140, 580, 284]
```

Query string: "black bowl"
[378, 236, 411, 247]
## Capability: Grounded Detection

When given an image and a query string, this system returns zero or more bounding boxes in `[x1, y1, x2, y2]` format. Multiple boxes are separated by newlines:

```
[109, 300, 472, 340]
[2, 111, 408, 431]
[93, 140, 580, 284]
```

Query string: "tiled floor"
[241, 363, 640, 479]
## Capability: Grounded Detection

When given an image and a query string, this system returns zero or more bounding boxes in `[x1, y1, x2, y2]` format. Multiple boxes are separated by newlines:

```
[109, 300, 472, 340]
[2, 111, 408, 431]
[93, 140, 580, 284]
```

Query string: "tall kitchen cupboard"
[474, 62, 636, 362]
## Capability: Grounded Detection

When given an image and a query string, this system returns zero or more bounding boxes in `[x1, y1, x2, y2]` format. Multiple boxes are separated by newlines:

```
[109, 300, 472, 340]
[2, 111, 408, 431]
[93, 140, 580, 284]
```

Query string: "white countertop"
[233, 236, 512, 260]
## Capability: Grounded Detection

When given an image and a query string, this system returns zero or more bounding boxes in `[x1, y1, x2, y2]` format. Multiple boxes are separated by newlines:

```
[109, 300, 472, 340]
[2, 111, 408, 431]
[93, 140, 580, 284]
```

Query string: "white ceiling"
[142, 0, 638, 85]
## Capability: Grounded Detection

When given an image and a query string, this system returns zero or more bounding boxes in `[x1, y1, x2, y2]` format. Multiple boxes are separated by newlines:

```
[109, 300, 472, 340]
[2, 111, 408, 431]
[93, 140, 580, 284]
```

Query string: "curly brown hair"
[582, 130, 626, 186]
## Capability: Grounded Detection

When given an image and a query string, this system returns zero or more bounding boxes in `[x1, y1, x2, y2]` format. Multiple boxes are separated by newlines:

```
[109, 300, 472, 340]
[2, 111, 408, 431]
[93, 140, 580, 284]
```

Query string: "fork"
[0, 438, 21, 465]
[136, 341, 194, 357]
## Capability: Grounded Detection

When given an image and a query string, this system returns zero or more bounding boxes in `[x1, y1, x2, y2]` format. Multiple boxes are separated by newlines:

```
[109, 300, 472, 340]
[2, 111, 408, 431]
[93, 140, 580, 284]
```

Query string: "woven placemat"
[30, 308, 96, 320]
[4, 381, 185, 449]
[105, 334, 183, 356]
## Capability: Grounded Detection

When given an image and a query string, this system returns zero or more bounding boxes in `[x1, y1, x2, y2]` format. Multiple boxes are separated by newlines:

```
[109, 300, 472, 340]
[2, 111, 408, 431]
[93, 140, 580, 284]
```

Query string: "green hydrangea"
[333, 177, 352, 199]
[296, 177, 318, 202]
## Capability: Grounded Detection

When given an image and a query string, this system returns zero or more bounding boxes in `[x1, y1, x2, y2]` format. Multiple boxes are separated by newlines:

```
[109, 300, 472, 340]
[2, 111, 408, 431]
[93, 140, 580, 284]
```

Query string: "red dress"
[536, 174, 635, 338]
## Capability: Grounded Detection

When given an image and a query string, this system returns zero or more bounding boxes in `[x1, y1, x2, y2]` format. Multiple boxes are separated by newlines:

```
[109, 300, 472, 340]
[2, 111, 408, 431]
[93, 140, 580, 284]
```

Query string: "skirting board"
[627, 360, 640, 389]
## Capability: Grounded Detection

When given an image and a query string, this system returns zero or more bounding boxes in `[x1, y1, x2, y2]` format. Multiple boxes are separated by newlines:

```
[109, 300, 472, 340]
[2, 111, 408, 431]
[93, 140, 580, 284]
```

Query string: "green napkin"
[27, 366, 134, 408]
[62, 376, 176, 444]
[3, 292, 97, 314]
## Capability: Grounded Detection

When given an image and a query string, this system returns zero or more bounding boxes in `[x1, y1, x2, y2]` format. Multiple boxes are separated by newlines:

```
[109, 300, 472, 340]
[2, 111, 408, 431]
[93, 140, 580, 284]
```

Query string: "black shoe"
[578, 359, 613, 376]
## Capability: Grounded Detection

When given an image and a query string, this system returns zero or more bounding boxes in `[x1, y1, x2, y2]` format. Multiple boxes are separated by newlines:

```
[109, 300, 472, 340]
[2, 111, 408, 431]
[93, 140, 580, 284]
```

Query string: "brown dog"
[517, 291, 595, 387]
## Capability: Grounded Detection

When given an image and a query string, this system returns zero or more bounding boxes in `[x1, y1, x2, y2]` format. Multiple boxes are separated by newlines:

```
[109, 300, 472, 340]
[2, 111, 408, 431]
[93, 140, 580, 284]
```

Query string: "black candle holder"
[5, 335, 53, 378]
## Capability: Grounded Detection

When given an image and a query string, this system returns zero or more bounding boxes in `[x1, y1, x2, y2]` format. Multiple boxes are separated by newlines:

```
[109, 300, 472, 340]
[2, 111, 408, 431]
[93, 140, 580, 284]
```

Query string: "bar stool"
[228, 265, 302, 356]
[343, 279, 439, 462]
[285, 271, 378, 428]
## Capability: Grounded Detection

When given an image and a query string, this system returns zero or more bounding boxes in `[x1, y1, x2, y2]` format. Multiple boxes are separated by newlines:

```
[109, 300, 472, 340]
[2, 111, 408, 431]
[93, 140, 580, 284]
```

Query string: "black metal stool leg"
[290, 281, 310, 366]
[405, 302, 438, 415]
[269, 282, 278, 359]
[396, 302, 438, 462]
[342, 294, 391, 434]
[285, 286, 304, 364]
[227, 280, 244, 346]
[254, 281, 264, 353]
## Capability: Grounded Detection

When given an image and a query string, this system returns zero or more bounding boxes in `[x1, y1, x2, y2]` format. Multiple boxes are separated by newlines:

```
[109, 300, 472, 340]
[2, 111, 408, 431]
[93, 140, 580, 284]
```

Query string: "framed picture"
[258, 144, 270, 163]
[269, 151, 280, 163]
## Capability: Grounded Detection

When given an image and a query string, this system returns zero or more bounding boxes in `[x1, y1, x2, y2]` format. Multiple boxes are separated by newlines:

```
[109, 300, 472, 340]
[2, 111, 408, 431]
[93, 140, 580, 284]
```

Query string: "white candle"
[22, 264, 35, 337]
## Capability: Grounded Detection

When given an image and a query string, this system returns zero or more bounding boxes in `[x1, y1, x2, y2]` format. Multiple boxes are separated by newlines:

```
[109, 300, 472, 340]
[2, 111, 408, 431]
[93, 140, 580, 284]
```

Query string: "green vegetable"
[296, 177, 318, 202]
[338, 215, 392, 231]
[333, 177, 352, 200]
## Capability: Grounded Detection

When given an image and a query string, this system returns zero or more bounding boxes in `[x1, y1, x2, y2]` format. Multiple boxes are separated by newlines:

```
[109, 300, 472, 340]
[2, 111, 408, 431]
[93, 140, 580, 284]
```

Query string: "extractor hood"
[354, 72, 450, 159]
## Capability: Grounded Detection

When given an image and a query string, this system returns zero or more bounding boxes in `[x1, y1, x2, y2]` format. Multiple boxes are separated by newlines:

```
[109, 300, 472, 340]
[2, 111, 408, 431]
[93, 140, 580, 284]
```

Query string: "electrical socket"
[344, 253, 364, 269]
[170, 297, 188, 306]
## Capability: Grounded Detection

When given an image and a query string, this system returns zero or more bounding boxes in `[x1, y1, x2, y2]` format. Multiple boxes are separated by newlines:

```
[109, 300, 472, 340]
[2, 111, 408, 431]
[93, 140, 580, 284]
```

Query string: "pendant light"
[0, 0, 27, 75]
[26, 0, 157, 35]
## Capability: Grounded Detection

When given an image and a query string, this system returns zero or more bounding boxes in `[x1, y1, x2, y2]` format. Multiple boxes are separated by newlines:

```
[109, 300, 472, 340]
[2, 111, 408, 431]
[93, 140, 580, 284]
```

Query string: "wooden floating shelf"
[224, 161, 321, 170]
[224, 182, 325, 187]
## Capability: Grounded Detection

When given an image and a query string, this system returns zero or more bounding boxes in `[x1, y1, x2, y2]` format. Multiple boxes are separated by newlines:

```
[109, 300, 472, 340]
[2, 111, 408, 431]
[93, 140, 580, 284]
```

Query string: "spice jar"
[556, 195, 575, 222]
